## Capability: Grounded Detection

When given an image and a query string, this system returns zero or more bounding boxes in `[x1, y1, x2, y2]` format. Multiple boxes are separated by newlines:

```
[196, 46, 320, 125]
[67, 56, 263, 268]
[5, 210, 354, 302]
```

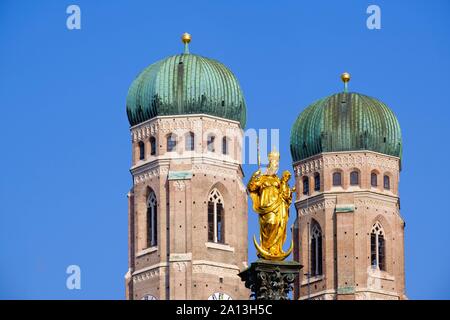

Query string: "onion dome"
[126, 33, 246, 127]
[290, 73, 402, 162]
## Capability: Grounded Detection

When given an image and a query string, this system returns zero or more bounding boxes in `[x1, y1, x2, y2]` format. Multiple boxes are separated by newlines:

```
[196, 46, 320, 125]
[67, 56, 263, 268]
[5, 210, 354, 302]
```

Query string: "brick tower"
[124, 34, 249, 300]
[290, 74, 407, 300]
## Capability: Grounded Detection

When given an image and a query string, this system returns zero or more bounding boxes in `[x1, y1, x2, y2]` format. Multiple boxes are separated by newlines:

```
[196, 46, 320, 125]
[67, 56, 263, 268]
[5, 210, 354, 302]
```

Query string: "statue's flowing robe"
[247, 174, 292, 256]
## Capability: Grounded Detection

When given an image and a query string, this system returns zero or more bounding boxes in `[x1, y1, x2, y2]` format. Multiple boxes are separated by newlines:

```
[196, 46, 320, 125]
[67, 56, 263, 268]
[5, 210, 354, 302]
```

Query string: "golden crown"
[268, 150, 280, 161]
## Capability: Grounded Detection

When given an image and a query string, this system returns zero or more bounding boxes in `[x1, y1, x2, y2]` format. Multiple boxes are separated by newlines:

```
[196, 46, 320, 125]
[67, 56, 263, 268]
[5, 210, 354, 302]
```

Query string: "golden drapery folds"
[247, 150, 296, 261]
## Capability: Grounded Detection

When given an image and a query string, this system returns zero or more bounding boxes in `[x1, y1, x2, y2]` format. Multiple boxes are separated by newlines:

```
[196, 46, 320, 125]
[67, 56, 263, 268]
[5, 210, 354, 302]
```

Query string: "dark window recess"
[317, 235, 323, 275]
[371, 233, 377, 267]
[302, 177, 309, 195]
[371, 173, 378, 187]
[147, 192, 157, 248]
[139, 141, 145, 160]
[311, 237, 316, 276]
[383, 175, 390, 190]
[222, 137, 228, 155]
[350, 171, 359, 186]
[310, 222, 323, 276]
[153, 205, 157, 245]
[207, 202, 215, 242]
[314, 173, 320, 192]
[332, 172, 342, 186]
[150, 137, 156, 155]
[216, 203, 224, 244]
[379, 235, 386, 271]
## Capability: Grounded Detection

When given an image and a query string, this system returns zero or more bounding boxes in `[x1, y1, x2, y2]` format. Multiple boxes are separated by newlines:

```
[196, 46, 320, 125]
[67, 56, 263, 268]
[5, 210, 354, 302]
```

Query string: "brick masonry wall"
[127, 115, 249, 300]
[293, 151, 406, 300]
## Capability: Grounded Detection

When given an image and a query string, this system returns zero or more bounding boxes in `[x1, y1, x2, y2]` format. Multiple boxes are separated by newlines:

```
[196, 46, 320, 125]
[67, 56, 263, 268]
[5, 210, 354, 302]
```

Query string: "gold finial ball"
[181, 32, 191, 44]
[341, 72, 351, 83]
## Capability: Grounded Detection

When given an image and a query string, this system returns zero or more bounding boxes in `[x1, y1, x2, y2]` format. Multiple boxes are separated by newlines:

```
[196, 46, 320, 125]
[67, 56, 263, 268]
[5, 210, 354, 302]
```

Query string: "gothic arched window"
[167, 134, 177, 152]
[383, 175, 390, 190]
[208, 188, 224, 244]
[207, 134, 216, 152]
[332, 172, 342, 186]
[314, 173, 320, 192]
[371, 172, 378, 187]
[222, 136, 228, 155]
[350, 170, 359, 186]
[150, 136, 156, 156]
[310, 221, 323, 276]
[138, 141, 145, 160]
[371, 222, 386, 271]
[302, 177, 309, 195]
[147, 191, 157, 248]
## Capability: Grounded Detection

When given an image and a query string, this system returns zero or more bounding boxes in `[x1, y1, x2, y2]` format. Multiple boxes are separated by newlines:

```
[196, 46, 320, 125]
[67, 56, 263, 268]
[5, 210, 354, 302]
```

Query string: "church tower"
[290, 74, 407, 300]
[124, 34, 249, 300]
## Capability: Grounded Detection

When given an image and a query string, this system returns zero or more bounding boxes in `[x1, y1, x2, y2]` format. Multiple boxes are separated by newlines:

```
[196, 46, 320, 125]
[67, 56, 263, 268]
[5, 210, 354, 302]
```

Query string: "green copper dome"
[290, 92, 402, 162]
[126, 51, 246, 127]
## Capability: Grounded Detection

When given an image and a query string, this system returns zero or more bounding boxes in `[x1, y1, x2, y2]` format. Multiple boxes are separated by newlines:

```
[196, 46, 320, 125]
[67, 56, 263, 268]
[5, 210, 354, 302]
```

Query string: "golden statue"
[247, 148, 296, 261]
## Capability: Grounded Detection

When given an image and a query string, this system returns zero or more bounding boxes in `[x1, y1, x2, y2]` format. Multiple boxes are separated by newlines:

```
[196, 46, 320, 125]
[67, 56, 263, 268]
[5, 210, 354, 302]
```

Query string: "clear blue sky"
[0, 0, 449, 299]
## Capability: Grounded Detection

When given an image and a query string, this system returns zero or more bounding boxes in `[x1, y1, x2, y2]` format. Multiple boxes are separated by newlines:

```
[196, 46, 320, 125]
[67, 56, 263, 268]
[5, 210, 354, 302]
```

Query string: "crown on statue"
[268, 150, 280, 161]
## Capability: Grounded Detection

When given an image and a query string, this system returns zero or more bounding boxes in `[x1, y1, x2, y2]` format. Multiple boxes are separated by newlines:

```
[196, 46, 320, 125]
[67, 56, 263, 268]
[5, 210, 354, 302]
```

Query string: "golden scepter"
[257, 135, 261, 170]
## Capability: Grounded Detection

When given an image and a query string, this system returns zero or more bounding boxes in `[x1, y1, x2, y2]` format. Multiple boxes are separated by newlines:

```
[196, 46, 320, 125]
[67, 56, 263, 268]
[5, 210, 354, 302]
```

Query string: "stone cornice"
[294, 191, 399, 215]
[297, 288, 401, 300]
[131, 259, 241, 283]
[131, 156, 242, 183]
[130, 114, 242, 142]
[130, 113, 241, 131]
[293, 151, 400, 176]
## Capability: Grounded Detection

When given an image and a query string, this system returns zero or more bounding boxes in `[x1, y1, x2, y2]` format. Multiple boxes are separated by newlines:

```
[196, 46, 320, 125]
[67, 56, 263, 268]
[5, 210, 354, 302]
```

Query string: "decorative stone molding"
[131, 114, 242, 142]
[202, 117, 241, 132]
[132, 262, 168, 276]
[132, 258, 193, 282]
[293, 151, 399, 177]
[355, 198, 397, 210]
[131, 121, 160, 142]
[158, 118, 202, 134]
[133, 167, 169, 185]
[366, 155, 398, 171]
[297, 199, 337, 216]
[294, 158, 323, 176]
[296, 195, 398, 215]
[173, 261, 188, 272]
[133, 268, 161, 283]
[173, 180, 186, 191]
